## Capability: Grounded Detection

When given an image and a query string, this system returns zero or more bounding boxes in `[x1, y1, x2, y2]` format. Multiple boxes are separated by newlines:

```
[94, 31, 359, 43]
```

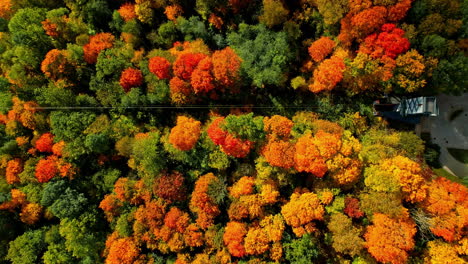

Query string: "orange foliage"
[169, 77, 192, 104]
[294, 133, 328, 177]
[20, 203, 42, 225]
[169, 116, 201, 151]
[262, 139, 295, 169]
[134, 199, 166, 234]
[209, 13, 224, 30]
[164, 5, 183, 21]
[184, 223, 204, 247]
[106, 237, 140, 264]
[364, 213, 416, 264]
[263, 115, 293, 138]
[212, 47, 242, 88]
[190, 173, 221, 229]
[0, 0, 12, 19]
[191, 57, 215, 94]
[387, 0, 412, 22]
[351, 6, 387, 38]
[423, 177, 468, 242]
[245, 227, 270, 255]
[164, 207, 190, 233]
[0, 189, 27, 211]
[6, 158, 22, 184]
[118, 3, 137, 22]
[281, 192, 324, 236]
[99, 194, 123, 221]
[15, 136, 29, 146]
[52, 141, 65, 156]
[41, 19, 59, 37]
[83, 33, 115, 64]
[309, 56, 346, 93]
[35, 156, 58, 183]
[41, 49, 72, 81]
[154, 171, 186, 203]
[120, 68, 143, 92]
[149, 56, 171, 80]
[173, 53, 207, 81]
[313, 130, 341, 159]
[223, 221, 248, 257]
[229, 176, 256, 199]
[308, 37, 336, 63]
[35, 133, 54, 153]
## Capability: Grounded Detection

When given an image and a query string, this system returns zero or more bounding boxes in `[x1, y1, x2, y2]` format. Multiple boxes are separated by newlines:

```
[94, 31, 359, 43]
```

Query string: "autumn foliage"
[83, 33, 115, 64]
[359, 24, 410, 59]
[207, 117, 254, 158]
[119, 68, 143, 92]
[309, 56, 346, 93]
[118, 3, 137, 22]
[6, 158, 22, 184]
[149, 56, 172, 80]
[308, 37, 335, 63]
[364, 213, 417, 264]
[422, 177, 468, 242]
[35, 133, 54, 153]
[223, 221, 248, 257]
[190, 173, 221, 229]
[35, 156, 58, 183]
[169, 116, 201, 151]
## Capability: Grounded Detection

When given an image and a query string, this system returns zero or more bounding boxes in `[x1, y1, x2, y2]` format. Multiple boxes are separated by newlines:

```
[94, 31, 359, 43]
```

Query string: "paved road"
[421, 93, 468, 178]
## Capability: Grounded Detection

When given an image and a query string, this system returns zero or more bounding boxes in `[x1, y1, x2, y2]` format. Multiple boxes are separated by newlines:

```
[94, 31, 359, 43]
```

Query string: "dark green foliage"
[8, 8, 51, 54]
[284, 234, 321, 264]
[91, 169, 121, 196]
[50, 111, 96, 142]
[84, 133, 111, 153]
[177, 16, 210, 42]
[431, 55, 468, 95]
[228, 23, 294, 88]
[49, 188, 88, 219]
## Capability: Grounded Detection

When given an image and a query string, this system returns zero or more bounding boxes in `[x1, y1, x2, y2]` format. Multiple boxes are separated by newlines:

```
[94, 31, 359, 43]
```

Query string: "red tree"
[35, 156, 58, 183]
[359, 24, 410, 59]
[173, 53, 207, 80]
[191, 57, 215, 94]
[119, 68, 143, 92]
[149, 56, 172, 80]
[35, 133, 54, 153]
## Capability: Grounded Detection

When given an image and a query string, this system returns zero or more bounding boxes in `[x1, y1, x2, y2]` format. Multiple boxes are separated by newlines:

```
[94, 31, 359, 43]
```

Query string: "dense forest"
[0, 0, 467, 263]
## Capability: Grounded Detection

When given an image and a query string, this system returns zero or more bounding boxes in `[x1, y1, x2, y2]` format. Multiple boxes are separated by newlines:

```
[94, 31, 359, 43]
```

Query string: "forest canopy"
[0, 0, 467, 263]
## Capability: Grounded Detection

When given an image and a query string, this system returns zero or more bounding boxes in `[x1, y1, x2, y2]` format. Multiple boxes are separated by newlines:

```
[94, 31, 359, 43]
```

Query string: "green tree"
[284, 234, 321, 264]
[7, 229, 47, 264]
[228, 23, 294, 88]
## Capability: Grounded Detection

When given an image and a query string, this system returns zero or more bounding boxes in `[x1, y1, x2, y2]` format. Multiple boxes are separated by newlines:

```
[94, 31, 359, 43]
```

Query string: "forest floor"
[420, 93, 468, 178]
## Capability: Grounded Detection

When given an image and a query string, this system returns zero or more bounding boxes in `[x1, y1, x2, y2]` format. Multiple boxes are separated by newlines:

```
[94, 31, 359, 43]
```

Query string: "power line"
[0, 105, 319, 110]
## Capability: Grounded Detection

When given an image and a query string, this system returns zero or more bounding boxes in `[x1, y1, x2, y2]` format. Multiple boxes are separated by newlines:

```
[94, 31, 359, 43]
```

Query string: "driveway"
[420, 93, 468, 178]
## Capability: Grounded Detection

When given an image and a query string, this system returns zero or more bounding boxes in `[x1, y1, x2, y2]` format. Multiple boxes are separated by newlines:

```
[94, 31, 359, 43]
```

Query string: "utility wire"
[0, 105, 319, 110]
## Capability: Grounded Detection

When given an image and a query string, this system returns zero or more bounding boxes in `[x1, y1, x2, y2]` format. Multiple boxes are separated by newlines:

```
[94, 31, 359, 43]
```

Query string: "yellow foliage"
[425, 240, 466, 264]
